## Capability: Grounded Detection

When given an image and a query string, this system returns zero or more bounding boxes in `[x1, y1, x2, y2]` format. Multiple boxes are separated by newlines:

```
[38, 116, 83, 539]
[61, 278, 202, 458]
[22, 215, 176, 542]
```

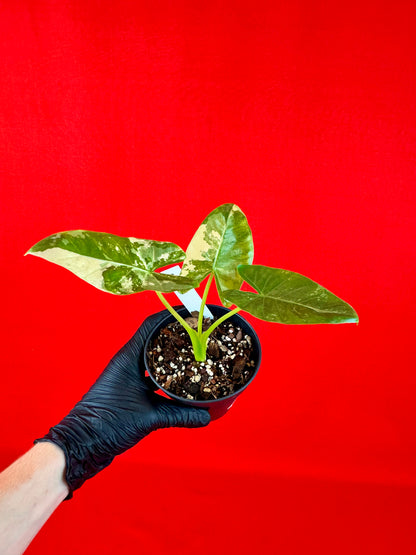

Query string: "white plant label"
[161, 265, 213, 318]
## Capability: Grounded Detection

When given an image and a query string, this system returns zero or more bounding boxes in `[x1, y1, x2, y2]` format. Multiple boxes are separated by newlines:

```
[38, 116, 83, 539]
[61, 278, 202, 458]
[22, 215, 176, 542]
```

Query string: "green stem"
[155, 291, 195, 337]
[155, 291, 206, 361]
[202, 307, 241, 343]
[197, 273, 214, 335]
[155, 293, 241, 363]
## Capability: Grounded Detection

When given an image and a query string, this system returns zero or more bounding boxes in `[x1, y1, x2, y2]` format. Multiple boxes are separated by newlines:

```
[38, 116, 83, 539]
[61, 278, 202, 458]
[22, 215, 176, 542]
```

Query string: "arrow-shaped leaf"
[223, 265, 359, 324]
[181, 203, 254, 306]
[26, 230, 196, 295]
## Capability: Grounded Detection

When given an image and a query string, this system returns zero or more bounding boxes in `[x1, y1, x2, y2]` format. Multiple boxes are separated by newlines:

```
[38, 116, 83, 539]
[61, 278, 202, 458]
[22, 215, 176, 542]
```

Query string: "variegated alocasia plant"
[26, 203, 358, 361]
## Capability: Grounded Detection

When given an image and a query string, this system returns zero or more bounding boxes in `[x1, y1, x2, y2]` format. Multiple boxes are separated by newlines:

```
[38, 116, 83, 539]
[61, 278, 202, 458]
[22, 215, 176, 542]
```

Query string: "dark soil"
[146, 312, 256, 401]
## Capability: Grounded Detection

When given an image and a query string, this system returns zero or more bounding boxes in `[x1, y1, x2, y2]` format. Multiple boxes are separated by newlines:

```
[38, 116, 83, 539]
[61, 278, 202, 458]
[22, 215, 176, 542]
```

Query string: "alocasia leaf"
[181, 204, 254, 306]
[26, 230, 196, 294]
[223, 265, 359, 324]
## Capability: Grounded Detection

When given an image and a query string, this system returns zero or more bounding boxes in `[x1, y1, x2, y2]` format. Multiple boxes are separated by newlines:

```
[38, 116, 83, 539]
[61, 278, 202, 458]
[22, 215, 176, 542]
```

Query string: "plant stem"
[155, 292, 242, 364]
[155, 291, 195, 337]
[202, 307, 241, 343]
[155, 291, 206, 361]
[197, 273, 214, 335]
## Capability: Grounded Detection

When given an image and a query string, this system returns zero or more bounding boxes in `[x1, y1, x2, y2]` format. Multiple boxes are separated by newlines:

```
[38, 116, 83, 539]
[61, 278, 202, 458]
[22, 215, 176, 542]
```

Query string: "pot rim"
[143, 304, 262, 406]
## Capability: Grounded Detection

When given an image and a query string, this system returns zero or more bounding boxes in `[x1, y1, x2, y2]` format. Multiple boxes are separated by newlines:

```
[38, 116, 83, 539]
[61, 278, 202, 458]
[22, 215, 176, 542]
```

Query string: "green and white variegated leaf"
[181, 203, 254, 306]
[26, 230, 196, 295]
[223, 265, 359, 324]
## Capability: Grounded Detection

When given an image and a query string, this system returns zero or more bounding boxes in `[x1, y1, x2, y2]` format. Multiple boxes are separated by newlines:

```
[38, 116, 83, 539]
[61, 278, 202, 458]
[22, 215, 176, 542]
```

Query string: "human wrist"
[31, 442, 69, 500]
[35, 416, 115, 499]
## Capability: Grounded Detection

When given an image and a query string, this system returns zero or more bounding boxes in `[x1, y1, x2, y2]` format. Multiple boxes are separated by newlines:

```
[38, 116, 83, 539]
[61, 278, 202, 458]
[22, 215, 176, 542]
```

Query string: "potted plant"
[26, 203, 358, 418]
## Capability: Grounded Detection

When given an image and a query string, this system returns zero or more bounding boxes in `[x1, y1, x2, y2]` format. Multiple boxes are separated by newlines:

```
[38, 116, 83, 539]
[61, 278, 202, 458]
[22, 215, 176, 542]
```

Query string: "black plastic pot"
[144, 305, 262, 420]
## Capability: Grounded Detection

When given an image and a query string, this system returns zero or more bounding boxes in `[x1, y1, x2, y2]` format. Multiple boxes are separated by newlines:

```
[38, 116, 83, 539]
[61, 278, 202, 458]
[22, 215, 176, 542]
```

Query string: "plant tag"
[161, 266, 213, 318]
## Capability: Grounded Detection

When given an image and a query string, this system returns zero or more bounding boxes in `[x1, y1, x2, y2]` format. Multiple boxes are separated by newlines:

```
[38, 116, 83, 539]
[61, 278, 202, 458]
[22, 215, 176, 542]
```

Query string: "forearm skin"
[0, 442, 69, 555]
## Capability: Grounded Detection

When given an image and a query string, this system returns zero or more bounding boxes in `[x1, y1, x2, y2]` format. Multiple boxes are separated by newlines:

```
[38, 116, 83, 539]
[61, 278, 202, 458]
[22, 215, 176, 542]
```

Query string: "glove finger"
[156, 402, 211, 428]
[123, 309, 171, 362]
[134, 305, 190, 342]
[140, 309, 172, 334]
[144, 375, 159, 391]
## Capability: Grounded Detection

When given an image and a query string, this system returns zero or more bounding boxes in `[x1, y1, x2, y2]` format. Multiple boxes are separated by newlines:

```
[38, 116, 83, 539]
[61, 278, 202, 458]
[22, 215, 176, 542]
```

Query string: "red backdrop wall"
[1, 1, 415, 553]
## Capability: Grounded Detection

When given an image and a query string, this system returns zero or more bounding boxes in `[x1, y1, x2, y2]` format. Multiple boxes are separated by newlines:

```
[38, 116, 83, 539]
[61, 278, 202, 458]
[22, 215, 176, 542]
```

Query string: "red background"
[1, 1, 416, 553]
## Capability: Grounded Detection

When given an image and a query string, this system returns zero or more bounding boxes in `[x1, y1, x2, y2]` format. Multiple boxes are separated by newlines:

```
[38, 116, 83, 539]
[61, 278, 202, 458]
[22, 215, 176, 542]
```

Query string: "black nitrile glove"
[35, 309, 211, 498]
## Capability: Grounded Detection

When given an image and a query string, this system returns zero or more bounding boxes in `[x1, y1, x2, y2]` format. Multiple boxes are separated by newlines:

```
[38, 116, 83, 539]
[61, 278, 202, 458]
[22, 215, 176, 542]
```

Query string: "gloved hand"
[35, 309, 211, 498]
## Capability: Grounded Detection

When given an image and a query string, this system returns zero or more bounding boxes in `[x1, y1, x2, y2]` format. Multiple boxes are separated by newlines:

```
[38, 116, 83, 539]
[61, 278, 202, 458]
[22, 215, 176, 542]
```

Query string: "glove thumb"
[156, 403, 211, 429]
